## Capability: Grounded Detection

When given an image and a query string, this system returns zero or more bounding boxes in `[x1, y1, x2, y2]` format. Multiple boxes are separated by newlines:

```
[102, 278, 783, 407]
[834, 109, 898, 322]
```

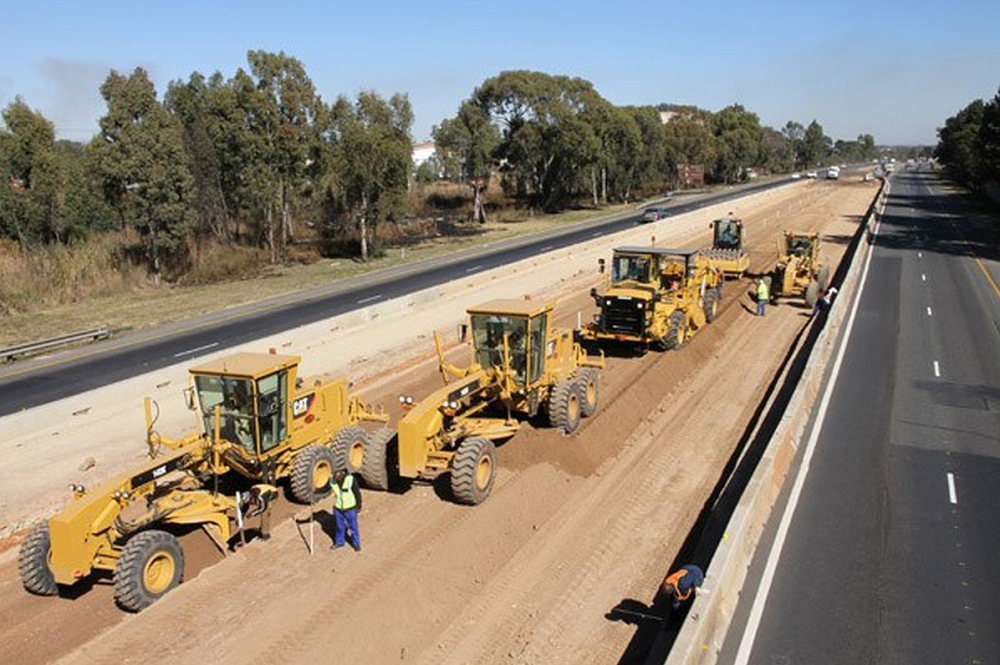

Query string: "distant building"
[412, 141, 436, 166]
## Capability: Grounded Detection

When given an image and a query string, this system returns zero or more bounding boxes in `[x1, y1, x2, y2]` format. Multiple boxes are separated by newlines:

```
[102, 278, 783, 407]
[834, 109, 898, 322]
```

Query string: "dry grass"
[0, 202, 634, 347]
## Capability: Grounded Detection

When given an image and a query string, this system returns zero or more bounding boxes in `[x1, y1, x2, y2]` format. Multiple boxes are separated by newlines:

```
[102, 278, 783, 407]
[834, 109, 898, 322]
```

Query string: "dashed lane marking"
[947, 472, 958, 505]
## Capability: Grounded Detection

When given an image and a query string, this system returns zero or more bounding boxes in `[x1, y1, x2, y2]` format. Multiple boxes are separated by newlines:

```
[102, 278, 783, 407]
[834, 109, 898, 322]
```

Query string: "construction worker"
[239, 483, 279, 541]
[330, 469, 362, 552]
[755, 278, 769, 316]
[661, 563, 705, 609]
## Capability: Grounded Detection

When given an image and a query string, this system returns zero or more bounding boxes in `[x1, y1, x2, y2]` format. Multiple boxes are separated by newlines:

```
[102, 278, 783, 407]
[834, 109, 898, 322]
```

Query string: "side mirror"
[590, 287, 598, 297]
[598, 258, 605, 274]
[459, 323, 468, 342]
[183, 386, 196, 411]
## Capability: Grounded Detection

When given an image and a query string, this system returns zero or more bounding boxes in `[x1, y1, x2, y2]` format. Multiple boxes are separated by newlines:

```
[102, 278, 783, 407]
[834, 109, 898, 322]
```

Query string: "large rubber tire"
[18, 523, 57, 596]
[290, 444, 336, 503]
[450, 437, 496, 505]
[548, 380, 582, 434]
[817, 265, 831, 292]
[331, 425, 367, 475]
[703, 290, 719, 323]
[576, 368, 599, 418]
[665, 311, 687, 350]
[113, 530, 184, 612]
[360, 427, 394, 491]
[805, 280, 820, 308]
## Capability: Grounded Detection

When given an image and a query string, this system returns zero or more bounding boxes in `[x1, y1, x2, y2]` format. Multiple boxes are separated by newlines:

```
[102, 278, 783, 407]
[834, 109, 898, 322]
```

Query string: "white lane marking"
[357, 294, 382, 304]
[735, 212, 883, 664]
[927, 307, 932, 316]
[591, 231, 602, 238]
[934, 361, 941, 377]
[539, 245, 554, 252]
[947, 473, 958, 504]
[921, 274, 926, 281]
[173, 342, 219, 358]
[465, 265, 483, 273]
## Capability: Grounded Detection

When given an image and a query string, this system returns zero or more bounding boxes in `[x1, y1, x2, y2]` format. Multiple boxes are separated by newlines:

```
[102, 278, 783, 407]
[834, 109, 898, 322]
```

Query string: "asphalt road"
[0, 178, 793, 416]
[722, 170, 1000, 664]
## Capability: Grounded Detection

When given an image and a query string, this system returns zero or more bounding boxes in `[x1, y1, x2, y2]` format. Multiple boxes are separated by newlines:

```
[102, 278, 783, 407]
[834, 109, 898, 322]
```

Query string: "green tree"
[326, 91, 413, 261]
[663, 108, 716, 182]
[712, 105, 764, 183]
[0, 98, 65, 246]
[88, 68, 194, 281]
[243, 51, 325, 262]
[628, 106, 674, 197]
[433, 100, 499, 222]
[976, 85, 1000, 186]
[936, 100, 985, 186]
[801, 120, 831, 168]
[472, 71, 605, 211]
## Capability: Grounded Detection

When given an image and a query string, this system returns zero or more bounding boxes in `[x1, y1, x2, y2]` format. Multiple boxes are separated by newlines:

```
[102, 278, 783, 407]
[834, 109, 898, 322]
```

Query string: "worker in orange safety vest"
[661, 564, 705, 609]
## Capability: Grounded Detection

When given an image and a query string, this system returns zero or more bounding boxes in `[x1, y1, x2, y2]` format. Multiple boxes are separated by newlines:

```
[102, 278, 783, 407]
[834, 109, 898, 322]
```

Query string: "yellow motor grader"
[580, 247, 723, 351]
[769, 231, 830, 307]
[18, 351, 387, 611]
[362, 299, 603, 505]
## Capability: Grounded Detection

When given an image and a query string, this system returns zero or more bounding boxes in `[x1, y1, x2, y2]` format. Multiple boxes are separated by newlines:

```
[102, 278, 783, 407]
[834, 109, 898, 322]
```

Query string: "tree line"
[1, 55, 878, 282]
[935, 84, 1000, 191]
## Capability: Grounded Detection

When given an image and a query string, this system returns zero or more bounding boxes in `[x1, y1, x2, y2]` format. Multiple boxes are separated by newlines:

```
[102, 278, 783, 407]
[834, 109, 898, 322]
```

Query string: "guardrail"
[658, 180, 889, 664]
[0, 327, 112, 363]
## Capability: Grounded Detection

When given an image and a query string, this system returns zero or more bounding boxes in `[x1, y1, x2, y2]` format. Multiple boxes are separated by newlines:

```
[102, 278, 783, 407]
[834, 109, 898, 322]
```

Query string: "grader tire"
[331, 425, 367, 475]
[806, 280, 820, 308]
[548, 380, 582, 434]
[576, 368, 600, 418]
[666, 311, 687, 350]
[360, 427, 395, 491]
[817, 266, 831, 292]
[114, 530, 184, 612]
[703, 290, 719, 323]
[291, 445, 337, 503]
[18, 523, 57, 596]
[450, 437, 496, 505]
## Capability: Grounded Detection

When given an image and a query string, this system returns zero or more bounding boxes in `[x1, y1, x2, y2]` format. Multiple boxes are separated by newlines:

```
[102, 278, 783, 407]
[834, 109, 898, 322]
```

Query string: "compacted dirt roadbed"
[0, 179, 878, 664]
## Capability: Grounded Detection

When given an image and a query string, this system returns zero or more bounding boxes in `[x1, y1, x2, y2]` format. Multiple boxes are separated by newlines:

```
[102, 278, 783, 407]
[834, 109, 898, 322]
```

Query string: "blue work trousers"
[334, 507, 360, 548]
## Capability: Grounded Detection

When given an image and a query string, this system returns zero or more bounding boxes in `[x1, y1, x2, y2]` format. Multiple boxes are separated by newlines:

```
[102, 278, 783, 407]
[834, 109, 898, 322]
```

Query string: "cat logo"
[292, 394, 315, 419]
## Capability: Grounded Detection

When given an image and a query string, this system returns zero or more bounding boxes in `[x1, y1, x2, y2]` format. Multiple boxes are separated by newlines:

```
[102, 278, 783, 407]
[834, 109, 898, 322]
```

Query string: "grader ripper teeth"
[18, 351, 386, 612]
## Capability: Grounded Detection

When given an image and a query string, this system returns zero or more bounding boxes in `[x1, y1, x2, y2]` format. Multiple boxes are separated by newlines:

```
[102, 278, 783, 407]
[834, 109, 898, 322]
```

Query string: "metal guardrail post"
[0, 327, 112, 363]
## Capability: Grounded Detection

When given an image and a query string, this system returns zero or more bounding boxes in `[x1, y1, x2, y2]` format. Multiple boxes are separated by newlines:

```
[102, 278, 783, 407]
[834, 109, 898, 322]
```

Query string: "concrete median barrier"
[660, 181, 888, 665]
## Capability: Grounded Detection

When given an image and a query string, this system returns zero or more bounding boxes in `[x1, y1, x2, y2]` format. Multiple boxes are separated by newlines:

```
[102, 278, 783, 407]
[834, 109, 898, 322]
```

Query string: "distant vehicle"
[641, 207, 666, 223]
[791, 172, 802, 180]
[826, 166, 840, 179]
[806, 171, 818, 179]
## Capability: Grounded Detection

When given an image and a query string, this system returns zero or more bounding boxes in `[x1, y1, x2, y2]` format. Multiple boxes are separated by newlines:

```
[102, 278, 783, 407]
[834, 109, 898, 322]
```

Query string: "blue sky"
[2, 0, 998, 146]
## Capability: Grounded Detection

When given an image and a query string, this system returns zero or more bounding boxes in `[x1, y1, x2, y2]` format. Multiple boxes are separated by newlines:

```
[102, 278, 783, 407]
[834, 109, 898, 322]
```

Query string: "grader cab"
[770, 232, 830, 307]
[18, 352, 387, 612]
[364, 299, 603, 505]
[581, 247, 722, 351]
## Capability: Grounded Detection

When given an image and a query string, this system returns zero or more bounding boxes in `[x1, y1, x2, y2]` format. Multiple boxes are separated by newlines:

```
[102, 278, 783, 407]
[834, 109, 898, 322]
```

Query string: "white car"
[806, 171, 818, 179]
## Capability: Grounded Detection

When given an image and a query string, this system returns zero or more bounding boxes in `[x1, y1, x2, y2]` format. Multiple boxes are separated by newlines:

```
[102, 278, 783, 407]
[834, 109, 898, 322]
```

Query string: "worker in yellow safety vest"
[330, 469, 362, 552]
[755, 278, 770, 317]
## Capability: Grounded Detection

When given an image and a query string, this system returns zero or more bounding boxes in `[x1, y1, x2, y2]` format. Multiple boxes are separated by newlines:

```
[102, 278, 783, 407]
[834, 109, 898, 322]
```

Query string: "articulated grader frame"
[362, 299, 604, 505]
[769, 231, 830, 307]
[580, 247, 723, 351]
[18, 352, 387, 611]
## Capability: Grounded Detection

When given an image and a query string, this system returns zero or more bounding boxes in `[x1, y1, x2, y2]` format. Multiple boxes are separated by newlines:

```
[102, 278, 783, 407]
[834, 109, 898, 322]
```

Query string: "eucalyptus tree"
[663, 107, 716, 179]
[88, 68, 193, 281]
[241, 50, 325, 262]
[712, 105, 764, 184]
[0, 98, 65, 246]
[472, 70, 606, 211]
[801, 120, 831, 168]
[433, 100, 499, 222]
[628, 105, 674, 196]
[326, 91, 413, 261]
